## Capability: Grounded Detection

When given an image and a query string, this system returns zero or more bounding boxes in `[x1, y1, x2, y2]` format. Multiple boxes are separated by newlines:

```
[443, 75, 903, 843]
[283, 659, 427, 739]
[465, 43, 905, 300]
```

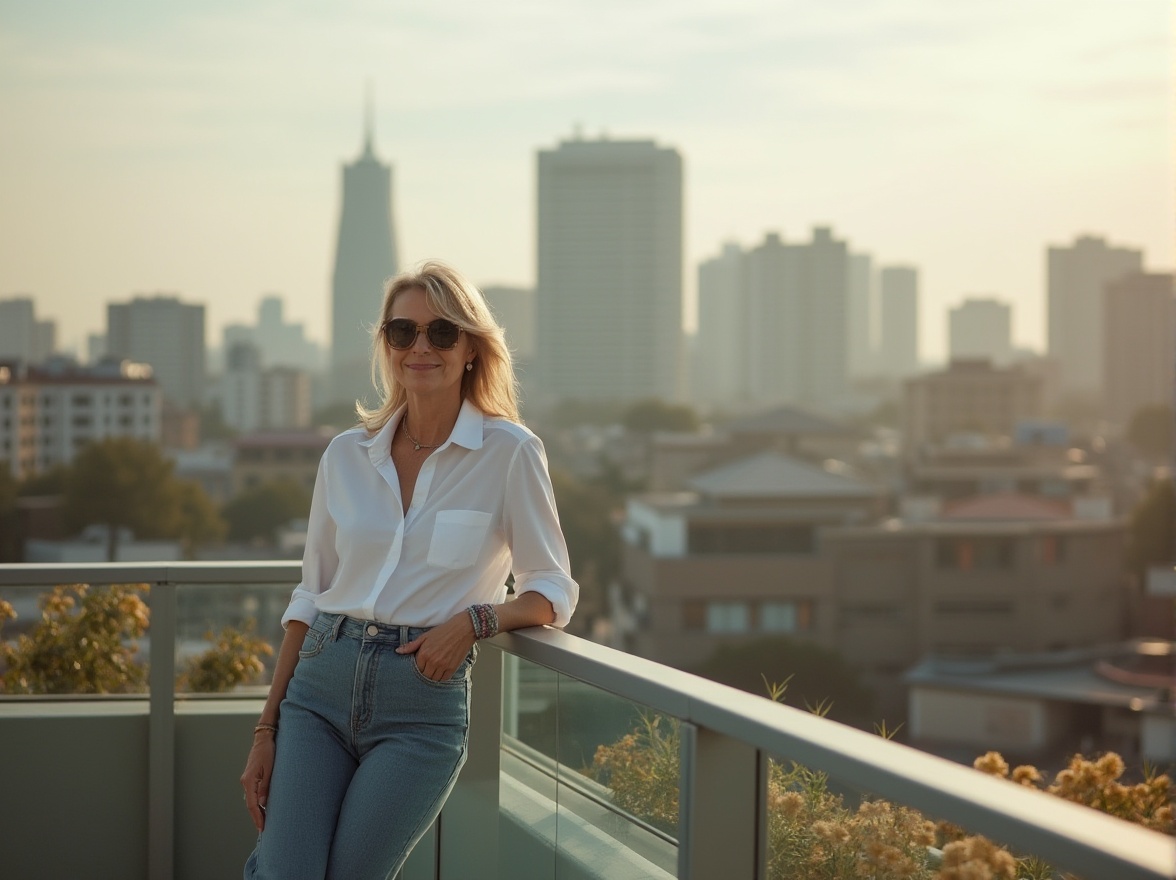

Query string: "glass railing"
[1, 562, 1173, 880]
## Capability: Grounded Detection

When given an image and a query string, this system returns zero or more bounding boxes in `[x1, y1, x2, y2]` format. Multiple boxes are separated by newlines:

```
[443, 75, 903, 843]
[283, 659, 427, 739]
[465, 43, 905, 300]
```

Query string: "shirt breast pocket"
[428, 510, 493, 570]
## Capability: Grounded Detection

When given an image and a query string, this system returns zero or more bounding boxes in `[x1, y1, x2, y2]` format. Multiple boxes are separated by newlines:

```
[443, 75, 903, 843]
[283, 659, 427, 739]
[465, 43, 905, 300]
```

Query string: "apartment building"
[0, 359, 161, 479]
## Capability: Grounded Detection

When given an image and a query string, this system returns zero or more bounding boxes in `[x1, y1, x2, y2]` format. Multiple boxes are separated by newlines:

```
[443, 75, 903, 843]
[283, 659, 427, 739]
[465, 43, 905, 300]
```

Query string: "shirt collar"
[357, 399, 484, 464]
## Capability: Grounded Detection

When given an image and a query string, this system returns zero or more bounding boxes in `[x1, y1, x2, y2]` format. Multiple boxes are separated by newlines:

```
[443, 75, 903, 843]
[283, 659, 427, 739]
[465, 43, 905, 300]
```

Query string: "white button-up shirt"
[282, 400, 578, 629]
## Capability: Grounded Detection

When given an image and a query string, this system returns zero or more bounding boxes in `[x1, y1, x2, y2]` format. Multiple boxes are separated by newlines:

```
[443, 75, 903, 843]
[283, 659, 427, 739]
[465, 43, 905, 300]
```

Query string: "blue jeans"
[244, 613, 473, 880]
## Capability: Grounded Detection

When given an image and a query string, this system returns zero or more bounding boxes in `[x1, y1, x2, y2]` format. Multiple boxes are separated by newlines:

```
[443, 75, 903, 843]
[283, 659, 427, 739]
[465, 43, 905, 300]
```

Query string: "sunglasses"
[382, 318, 463, 351]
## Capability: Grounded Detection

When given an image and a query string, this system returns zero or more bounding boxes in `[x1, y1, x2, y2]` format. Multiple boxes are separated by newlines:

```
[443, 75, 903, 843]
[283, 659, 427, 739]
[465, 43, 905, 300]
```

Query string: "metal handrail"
[1, 562, 1173, 880]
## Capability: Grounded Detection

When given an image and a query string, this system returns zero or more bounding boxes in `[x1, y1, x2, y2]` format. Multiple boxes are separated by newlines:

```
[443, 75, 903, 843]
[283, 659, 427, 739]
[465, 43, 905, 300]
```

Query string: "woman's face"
[387, 286, 475, 403]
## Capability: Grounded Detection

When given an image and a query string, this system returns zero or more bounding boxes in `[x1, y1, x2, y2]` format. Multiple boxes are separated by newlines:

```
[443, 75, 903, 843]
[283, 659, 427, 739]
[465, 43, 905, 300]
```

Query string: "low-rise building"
[231, 430, 332, 496]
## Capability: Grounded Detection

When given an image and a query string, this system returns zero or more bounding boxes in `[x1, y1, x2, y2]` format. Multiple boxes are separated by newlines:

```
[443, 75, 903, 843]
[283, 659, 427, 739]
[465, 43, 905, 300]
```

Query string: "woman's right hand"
[241, 733, 276, 832]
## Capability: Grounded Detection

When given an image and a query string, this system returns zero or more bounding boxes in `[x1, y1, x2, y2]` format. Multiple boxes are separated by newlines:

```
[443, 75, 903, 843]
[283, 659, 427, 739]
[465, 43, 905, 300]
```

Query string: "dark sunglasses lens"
[385, 319, 417, 349]
[426, 320, 461, 350]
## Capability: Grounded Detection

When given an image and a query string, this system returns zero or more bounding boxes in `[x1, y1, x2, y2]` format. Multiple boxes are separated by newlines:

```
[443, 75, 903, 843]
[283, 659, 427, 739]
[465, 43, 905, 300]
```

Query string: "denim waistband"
[317, 612, 433, 646]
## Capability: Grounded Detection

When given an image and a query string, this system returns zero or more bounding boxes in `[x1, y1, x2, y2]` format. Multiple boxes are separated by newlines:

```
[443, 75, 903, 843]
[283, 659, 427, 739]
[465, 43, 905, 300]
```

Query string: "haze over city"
[1, 0, 1171, 359]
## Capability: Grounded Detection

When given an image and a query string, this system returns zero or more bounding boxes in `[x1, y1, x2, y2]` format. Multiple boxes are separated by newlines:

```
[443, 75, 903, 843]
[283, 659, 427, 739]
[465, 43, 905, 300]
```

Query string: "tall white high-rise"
[949, 298, 1013, 365]
[0, 297, 56, 365]
[847, 252, 874, 379]
[106, 295, 205, 407]
[695, 243, 746, 403]
[1103, 272, 1174, 426]
[536, 137, 683, 403]
[877, 266, 919, 379]
[1047, 235, 1142, 399]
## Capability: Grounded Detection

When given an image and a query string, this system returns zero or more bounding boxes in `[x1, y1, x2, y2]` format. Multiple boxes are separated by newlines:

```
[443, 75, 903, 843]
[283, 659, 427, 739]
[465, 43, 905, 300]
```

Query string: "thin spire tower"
[330, 87, 400, 405]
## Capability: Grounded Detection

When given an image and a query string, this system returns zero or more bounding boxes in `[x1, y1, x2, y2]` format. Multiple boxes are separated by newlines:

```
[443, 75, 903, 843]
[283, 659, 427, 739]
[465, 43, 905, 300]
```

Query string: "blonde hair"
[356, 261, 521, 431]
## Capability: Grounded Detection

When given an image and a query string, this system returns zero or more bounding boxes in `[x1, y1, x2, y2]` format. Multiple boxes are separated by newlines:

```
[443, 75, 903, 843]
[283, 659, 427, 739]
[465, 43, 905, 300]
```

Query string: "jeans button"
[366, 624, 379, 636]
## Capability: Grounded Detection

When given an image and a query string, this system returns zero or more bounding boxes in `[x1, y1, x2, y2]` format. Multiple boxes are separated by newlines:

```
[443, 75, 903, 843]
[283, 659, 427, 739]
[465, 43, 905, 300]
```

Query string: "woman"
[241, 261, 577, 879]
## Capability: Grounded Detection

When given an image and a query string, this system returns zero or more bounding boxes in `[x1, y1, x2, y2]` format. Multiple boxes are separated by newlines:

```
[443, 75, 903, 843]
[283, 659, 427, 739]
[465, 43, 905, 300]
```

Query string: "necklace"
[402, 416, 442, 452]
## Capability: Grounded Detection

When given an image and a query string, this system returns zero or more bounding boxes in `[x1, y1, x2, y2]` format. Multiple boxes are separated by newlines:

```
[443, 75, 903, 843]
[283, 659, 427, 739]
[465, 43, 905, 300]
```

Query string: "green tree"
[692, 637, 874, 727]
[621, 398, 699, 434]
[62, 437, 224, 560]
[222, 479, 312, 544]
[175, 479, 228, 558]
[0, 464, 17, 561]
[1126, 404, 1173, 460]
[1127, 477, 1175, 579]
[17, 464, 68, 497]
[549, 468, 622, 623]
[0, 584, 150, 694]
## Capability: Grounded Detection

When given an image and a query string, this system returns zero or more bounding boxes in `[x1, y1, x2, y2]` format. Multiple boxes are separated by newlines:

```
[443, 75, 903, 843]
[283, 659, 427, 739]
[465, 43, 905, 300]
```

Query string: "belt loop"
[330, 614, 345, 642]
[399, 624, 410, 645]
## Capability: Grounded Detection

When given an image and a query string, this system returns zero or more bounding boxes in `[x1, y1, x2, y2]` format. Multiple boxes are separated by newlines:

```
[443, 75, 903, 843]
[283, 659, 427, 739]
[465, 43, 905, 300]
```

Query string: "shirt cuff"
[281, 595, 320, 629]
[514, 576, 578, 628]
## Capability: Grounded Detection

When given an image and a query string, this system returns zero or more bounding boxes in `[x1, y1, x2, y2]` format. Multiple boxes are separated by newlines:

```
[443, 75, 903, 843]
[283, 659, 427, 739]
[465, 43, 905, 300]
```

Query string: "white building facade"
[536, 137, 684, 404]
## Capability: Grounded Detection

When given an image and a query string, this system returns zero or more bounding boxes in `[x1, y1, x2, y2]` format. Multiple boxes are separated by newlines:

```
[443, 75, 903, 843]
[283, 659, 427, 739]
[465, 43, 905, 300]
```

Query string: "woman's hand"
[397, 613, 476, 681]
[241, 732, 276, 832]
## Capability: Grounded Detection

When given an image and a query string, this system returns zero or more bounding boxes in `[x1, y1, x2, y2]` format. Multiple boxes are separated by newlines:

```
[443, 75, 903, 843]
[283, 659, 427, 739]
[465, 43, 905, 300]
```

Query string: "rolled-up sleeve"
[281, 452, 338, 628]
[502, 435, 579, 627]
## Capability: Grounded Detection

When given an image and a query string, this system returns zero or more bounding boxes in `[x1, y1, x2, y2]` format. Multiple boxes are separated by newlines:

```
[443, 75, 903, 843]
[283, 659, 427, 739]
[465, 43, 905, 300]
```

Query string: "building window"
[933, 600, 1013, 615]
[759, 601, 809, 633]
[71, 395, 91, 407]
[1039, 535, 1066, 565]
[935, 537, 1014, 571]
[706, 601, 750, 634]
[72, 415, 92, 428]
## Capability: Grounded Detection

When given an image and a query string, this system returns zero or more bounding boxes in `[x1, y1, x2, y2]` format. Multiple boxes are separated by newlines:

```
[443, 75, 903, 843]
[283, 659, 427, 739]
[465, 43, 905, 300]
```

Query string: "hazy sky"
[1, 0, 1171, 362]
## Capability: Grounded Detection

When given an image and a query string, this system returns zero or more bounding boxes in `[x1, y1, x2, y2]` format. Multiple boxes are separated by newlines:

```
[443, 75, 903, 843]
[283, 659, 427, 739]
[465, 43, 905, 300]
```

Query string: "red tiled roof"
[941, 493, 1071, 521]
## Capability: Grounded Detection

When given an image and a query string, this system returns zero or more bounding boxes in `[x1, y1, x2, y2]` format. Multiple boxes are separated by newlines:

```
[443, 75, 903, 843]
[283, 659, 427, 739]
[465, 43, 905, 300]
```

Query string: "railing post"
[678, 721, 765, 880]
[147, 580, 176, 880]
[436, 642, 504, 878]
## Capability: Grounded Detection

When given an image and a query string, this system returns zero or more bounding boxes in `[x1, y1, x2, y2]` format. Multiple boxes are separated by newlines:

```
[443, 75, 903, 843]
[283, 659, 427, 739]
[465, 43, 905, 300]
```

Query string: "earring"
[465, 362, 473, 372]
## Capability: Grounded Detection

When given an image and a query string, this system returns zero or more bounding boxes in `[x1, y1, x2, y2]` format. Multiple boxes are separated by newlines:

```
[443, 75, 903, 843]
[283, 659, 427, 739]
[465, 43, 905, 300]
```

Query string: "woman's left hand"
[396, 612, 476, 681]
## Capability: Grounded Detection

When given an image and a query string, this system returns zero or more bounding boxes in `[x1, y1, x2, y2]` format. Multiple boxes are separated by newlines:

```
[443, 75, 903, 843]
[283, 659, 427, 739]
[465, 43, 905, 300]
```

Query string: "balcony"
[1, 562, 1172, 880]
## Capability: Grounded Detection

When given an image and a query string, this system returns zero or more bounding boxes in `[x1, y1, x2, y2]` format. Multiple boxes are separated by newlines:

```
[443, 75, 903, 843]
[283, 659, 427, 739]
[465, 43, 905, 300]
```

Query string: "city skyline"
[0, 1, 1170, 360]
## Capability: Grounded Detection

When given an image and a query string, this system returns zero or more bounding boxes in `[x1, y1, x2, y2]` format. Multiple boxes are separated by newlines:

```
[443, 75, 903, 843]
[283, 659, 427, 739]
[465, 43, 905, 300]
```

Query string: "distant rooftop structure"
[941, 493, 1073, 521]
[688, 450, 876, 500]
[725, 405, 854, 438]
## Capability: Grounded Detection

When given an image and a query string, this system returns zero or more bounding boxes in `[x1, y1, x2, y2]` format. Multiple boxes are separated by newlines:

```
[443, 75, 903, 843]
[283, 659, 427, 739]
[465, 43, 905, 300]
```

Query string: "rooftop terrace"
[0, 562, 1172, 879]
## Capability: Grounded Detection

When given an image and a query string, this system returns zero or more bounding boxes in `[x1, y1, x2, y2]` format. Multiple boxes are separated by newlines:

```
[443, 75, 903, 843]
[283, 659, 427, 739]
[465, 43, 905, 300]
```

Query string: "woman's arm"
[240, 620, 309, 832]
[396, 591, 555, 682]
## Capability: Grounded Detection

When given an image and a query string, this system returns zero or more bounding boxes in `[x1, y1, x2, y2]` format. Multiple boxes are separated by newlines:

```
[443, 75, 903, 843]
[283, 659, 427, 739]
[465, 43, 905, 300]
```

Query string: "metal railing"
[1, 562, 1173, 880]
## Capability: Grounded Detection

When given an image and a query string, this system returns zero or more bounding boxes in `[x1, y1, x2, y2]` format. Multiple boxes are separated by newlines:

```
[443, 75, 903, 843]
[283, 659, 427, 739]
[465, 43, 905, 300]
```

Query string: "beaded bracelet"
[467, 603, 500, 640]
[254, 722, 278, 736]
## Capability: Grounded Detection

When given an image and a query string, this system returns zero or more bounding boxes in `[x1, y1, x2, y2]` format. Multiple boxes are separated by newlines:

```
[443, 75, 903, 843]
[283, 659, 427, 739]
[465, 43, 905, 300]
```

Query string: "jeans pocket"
[297, 616, 332, 659]
[409, 652, 472, 688]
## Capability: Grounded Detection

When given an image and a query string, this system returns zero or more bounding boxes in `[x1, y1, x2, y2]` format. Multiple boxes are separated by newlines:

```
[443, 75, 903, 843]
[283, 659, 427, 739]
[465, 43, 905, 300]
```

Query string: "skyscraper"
[1047, 235, 1142, 400]
[743, 227, 849, 406]
[695, 242, 746, 404]
[330, 98, 399, 406]
[847, 252, 874, 379]
[949, 298, 1013, 365]
[1103, 272, 1174, 426]
[877, 266, 919, 379]
[536, 136, 683, 403]
[0, 297, 56, 365]
[106, 295, 205, 407]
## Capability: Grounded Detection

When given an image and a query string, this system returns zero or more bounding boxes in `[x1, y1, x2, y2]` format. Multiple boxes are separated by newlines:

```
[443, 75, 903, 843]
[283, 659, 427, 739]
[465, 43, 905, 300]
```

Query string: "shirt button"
[366, 624, 379, 636]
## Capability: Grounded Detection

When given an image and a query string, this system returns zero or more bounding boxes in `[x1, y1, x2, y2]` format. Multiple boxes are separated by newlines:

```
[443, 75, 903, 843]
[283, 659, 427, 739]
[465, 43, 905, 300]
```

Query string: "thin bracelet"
[254, 722, 278, 736]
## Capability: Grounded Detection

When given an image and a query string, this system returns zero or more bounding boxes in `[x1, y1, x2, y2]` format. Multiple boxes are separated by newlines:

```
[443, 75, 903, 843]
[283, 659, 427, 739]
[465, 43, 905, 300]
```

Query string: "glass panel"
[174, 582, 287, 694]
[762, 748, 1169, 880]
[498, 654, 559, 879]
[0, 581, 151, 694]
[556, 673, 679, 878]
